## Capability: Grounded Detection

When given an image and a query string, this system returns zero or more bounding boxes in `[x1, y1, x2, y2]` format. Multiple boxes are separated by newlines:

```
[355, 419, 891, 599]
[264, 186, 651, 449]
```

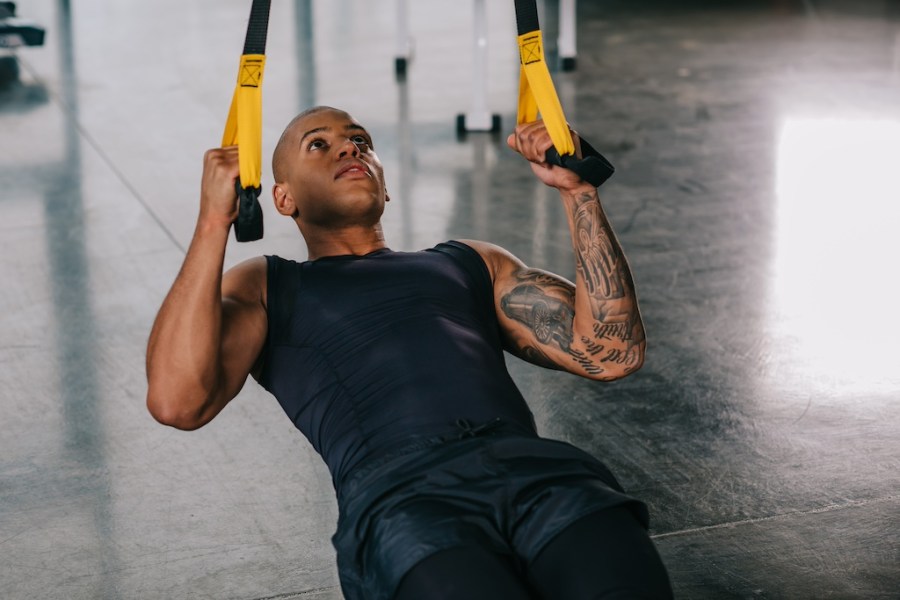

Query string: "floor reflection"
[44, 0, 120, 595]
[772, 115, 900, 394]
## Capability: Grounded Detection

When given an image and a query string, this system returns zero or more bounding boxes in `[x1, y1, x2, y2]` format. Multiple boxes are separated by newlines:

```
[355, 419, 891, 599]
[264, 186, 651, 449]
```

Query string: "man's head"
[271, 106, 388, 232]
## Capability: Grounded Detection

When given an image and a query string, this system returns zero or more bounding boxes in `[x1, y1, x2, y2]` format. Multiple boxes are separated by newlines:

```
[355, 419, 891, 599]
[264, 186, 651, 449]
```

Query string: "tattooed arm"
[460, 121, 645, 381]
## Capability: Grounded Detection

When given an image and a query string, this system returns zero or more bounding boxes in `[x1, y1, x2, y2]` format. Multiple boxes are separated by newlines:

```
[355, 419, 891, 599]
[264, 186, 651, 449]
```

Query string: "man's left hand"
[507, 120, 588, 193]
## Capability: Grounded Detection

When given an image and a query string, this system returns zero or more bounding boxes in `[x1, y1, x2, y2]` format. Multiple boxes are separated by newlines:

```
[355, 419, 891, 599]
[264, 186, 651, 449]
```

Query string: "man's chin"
[303, 200, 386, 229]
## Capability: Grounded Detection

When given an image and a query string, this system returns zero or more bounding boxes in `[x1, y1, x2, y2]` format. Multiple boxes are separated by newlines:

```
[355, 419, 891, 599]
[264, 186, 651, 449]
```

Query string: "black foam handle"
[234, 182, 264, 242]
[545, 137, 615, 188]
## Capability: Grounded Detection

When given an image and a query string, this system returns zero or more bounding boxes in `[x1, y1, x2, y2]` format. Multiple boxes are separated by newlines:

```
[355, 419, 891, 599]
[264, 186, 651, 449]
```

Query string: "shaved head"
[272, 105, 346, 183]
[269, 106, 387, 233]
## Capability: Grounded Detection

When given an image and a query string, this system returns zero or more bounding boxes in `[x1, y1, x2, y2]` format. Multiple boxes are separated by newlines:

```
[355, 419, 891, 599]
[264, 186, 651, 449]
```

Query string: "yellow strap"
[221, 54, 266, 188]
[516, 31, 574, 156]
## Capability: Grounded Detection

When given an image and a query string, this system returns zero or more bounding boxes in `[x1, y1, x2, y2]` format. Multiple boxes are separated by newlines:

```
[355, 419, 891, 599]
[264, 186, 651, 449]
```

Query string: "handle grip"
[234, 182, 264, 242]
[545, 136, 615, 188]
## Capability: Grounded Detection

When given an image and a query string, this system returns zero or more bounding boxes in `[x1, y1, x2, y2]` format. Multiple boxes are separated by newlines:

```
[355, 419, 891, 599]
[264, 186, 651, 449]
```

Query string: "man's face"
[277, 108, 387, 228]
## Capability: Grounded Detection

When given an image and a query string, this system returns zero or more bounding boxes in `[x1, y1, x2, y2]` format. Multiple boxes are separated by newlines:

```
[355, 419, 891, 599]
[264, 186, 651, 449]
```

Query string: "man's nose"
[336, 138, 359, 159]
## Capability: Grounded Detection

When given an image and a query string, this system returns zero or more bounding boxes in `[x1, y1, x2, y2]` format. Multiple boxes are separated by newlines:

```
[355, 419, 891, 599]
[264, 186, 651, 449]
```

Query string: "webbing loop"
[513, 0, 615, 187]
[221, 0, 270, 242]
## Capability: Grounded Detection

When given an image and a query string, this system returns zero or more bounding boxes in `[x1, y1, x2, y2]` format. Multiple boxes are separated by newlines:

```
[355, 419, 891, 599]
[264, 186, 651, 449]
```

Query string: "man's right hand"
[146, 146, 267, 430]
[199, 146, 241, 230]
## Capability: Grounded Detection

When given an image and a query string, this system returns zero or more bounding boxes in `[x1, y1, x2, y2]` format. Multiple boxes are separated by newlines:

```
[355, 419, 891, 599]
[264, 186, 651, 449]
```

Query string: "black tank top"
[258, 241, 537, 488]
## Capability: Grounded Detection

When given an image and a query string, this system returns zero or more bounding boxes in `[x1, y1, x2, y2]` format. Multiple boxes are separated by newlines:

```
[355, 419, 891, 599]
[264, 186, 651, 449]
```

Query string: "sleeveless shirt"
[258, 241, 538, 489]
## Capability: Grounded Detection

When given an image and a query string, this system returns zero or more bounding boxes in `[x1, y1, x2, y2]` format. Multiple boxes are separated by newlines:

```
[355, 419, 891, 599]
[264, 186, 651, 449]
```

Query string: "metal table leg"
[559, 0, 576, 71]
[457, 0, 500, 134]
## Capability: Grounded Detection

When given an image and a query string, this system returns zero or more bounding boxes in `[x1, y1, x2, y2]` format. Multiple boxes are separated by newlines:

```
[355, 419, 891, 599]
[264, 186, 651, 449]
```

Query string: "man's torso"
[258, 241, 537, 487]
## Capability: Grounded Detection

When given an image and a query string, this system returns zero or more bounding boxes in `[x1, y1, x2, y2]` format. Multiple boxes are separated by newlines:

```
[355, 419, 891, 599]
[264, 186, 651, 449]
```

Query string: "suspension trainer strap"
[222, 0, 270, 242]
[513, 0, 614, 187]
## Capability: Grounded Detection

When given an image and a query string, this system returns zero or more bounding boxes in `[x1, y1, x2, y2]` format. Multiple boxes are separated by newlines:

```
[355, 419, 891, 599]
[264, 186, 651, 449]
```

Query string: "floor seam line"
[651, 495, 898, 540]
[14, 55, 187, 255]
[248, 585, 340, 600]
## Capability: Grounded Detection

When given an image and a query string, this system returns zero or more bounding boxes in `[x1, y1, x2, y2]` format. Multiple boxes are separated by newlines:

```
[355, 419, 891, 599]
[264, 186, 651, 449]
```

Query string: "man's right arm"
[145, 147, 268, 430]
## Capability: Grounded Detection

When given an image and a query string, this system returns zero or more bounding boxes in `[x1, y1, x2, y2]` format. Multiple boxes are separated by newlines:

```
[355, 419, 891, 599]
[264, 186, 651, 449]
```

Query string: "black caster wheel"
[395, 57, 407, 81]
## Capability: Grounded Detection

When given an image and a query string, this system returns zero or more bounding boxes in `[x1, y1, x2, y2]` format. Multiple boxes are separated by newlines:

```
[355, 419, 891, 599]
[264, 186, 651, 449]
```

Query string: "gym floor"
[2, 0, 899, 598]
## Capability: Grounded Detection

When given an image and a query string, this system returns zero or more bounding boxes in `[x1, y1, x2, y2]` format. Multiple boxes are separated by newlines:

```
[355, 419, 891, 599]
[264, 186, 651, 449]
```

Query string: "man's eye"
[308, 139, 327, 151]
[351, 135, 370, 146]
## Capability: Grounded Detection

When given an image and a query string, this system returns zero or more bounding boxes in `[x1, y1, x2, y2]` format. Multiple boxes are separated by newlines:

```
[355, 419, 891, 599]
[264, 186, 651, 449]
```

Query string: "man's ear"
[273, 183, 298, 217]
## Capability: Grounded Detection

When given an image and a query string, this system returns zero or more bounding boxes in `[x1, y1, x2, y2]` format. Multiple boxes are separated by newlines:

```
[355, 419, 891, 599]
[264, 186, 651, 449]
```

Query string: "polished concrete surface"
[2, 0, 899, 598]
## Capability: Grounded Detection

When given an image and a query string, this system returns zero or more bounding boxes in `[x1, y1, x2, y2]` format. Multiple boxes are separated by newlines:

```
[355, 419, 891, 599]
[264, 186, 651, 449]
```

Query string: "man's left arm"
[463, 121, 645, 381]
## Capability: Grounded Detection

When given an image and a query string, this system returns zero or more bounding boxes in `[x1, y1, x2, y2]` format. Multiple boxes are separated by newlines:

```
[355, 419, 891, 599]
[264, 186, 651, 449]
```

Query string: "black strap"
[242, 0, 270, 55]
[513, 0, 540, 35]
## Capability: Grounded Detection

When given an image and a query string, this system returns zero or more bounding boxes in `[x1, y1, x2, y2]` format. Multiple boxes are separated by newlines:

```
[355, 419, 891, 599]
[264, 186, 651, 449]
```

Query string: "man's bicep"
[461, 240, 582, 373]
[495, 266, 584, 372]
[220, 297, 267, 394]
[219, 257, 268, 400]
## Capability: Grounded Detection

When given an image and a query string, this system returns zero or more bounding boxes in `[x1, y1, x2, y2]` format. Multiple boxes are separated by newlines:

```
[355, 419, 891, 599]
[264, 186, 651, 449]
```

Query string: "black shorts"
[331, 433, 648, 600]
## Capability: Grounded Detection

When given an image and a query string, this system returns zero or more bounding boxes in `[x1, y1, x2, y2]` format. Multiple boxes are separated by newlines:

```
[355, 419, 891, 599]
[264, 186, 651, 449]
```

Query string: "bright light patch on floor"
[773, 117, 900, 394]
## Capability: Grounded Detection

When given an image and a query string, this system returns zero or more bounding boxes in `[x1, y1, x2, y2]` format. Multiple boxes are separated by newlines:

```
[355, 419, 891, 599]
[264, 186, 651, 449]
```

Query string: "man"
[146, 106, 672, 599]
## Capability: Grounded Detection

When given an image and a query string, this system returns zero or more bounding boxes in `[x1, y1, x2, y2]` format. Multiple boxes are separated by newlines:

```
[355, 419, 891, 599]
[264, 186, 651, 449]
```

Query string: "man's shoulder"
[222, 256, 269, 305]
[452, 239, 525, 280]
[429, 239, 491, 267]
[226, 255, 270, 277]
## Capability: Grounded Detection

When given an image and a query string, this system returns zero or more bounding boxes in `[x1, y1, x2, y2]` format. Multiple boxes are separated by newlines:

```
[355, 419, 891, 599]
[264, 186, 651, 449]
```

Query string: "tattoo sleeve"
[495, 188, 644, 378]
[574, 196, 626, 304]
[500, 271, 575, 353]
[570, 190, 645, 349]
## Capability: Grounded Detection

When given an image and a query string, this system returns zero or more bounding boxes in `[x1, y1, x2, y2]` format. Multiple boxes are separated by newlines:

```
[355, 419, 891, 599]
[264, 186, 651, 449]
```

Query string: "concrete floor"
[2, 0, 899, 598]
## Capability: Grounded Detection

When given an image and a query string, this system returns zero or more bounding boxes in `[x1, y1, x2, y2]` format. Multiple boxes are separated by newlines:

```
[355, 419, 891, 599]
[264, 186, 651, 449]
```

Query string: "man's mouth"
[335, 161, 370, 179]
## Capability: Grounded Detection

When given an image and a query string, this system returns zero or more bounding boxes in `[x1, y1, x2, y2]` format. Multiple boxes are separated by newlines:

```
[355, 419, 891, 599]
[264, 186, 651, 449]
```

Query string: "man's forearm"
[562, 185, 645, 373]
[146, 220, 231, 421]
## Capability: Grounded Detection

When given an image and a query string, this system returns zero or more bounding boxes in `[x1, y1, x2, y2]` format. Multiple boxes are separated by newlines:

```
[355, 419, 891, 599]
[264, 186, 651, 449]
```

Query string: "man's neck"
[302, 223, 388, 260]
